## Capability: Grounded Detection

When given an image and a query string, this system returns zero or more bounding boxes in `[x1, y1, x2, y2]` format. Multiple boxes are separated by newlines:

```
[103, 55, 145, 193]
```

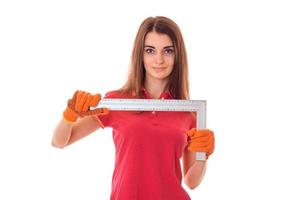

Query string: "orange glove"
[187, 129, 215, 159]
[63, 90, 109, 123]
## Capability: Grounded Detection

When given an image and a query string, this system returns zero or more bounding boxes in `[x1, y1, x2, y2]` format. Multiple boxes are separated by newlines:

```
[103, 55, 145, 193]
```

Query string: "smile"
[152, 67, 167, 72]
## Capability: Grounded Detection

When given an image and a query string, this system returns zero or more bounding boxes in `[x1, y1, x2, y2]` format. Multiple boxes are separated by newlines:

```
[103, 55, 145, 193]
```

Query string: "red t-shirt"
[96, 89, 196, 200]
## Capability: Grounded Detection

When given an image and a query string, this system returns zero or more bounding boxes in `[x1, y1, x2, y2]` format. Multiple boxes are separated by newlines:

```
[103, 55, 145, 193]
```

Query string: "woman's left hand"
[187, 129, 215, 159]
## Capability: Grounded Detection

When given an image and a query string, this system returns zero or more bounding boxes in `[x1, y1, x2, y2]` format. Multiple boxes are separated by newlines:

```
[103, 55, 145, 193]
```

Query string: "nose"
[155, 53, 164, 64]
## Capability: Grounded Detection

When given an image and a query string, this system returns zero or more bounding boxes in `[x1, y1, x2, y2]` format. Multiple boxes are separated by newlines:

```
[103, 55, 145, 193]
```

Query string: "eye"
[165, 48, 174, 54]
[145, 48, 155, 54]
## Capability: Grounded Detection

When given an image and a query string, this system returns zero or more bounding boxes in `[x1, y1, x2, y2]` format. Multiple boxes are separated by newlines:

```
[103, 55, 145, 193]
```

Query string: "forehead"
[144, 31, 173, 48]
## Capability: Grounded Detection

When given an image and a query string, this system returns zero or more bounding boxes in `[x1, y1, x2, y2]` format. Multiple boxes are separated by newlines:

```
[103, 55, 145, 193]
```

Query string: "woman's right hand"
[63, 90, 109, 123]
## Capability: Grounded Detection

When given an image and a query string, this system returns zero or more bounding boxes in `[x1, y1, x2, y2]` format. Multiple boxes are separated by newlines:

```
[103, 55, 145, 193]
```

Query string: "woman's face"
[143, 31, 175, 82]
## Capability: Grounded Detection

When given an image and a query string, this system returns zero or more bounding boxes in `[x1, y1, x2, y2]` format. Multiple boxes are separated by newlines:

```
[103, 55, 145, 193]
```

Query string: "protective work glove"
[63, 90, 109, 123]
[187, 129, 215, 159]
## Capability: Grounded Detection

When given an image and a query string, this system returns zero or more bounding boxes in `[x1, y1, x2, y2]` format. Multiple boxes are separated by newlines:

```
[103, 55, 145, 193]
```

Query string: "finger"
[187, 128, 197, 137]
[82, 94, 94, 112]
[191, 134, 214, 147]
[192, 136, 210, 143]
[195, 129, 212, 137]
[75, 91, 83, 110]
[67, 99, 77, 115]
[188, 129, 209, 139]
[191, 130, 214, 141]
[67, 90, 78, 107]
[190, 139, 214, 154]
[188, 146, 197, 152]
[191, 136, 213, 147]
[90, 94, 101, 107]
[192, 132, 210, 140]
[189, 142, 210, 149]
[188, 145, 210, 153]
[71, 90, 79, 100]
[98, 107, 109, 115]
[76, 92, 89, 112]
[84, 107, 109, 116]
[188, 145, 209, 153]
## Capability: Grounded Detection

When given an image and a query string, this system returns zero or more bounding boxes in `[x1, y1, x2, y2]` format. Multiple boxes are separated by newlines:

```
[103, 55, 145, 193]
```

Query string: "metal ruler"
[95, 98, 207, 161]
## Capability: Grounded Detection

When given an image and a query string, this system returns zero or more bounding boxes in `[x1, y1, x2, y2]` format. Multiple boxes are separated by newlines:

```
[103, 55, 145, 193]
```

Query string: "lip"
[152, 67, 167, 72]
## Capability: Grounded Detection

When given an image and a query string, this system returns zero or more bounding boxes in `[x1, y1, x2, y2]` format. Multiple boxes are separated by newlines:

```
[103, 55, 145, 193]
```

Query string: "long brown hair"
[120, 16, 190, 100]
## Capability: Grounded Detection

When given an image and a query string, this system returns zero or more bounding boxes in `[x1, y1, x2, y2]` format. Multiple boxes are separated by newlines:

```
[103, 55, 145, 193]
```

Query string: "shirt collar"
[141, 87, 173, 99]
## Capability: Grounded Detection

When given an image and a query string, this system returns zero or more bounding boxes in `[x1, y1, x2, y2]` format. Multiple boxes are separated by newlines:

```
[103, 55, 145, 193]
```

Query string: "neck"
[144, 77, 169, 99]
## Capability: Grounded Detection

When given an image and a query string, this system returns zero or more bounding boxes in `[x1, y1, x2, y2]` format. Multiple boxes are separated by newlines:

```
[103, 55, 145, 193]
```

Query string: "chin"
[152, 74, 170, 80]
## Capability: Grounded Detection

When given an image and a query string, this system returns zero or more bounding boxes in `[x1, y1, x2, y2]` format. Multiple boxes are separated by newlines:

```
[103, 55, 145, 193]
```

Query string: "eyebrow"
[144, 45, 174, 49]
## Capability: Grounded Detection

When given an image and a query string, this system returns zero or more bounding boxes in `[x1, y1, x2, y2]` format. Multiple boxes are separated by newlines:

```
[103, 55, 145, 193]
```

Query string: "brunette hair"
[120, 16, 190, 100]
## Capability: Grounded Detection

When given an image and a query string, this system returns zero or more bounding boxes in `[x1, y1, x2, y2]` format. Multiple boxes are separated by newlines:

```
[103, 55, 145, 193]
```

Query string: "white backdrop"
[1, 0, 300, 199]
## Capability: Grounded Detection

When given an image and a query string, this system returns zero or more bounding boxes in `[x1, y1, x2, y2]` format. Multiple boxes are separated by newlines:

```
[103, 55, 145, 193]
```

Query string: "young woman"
[52, 16, 215, 200]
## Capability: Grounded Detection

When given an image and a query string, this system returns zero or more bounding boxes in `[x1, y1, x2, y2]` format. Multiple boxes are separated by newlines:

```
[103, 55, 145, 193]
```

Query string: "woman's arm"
[52, 116, 102, 148]
[183, 129, 214, 189]
[182, 147, 207, 189]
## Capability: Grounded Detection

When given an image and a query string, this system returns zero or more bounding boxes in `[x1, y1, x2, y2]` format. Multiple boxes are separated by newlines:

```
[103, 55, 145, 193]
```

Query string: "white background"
[1, 0, 300, 199]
